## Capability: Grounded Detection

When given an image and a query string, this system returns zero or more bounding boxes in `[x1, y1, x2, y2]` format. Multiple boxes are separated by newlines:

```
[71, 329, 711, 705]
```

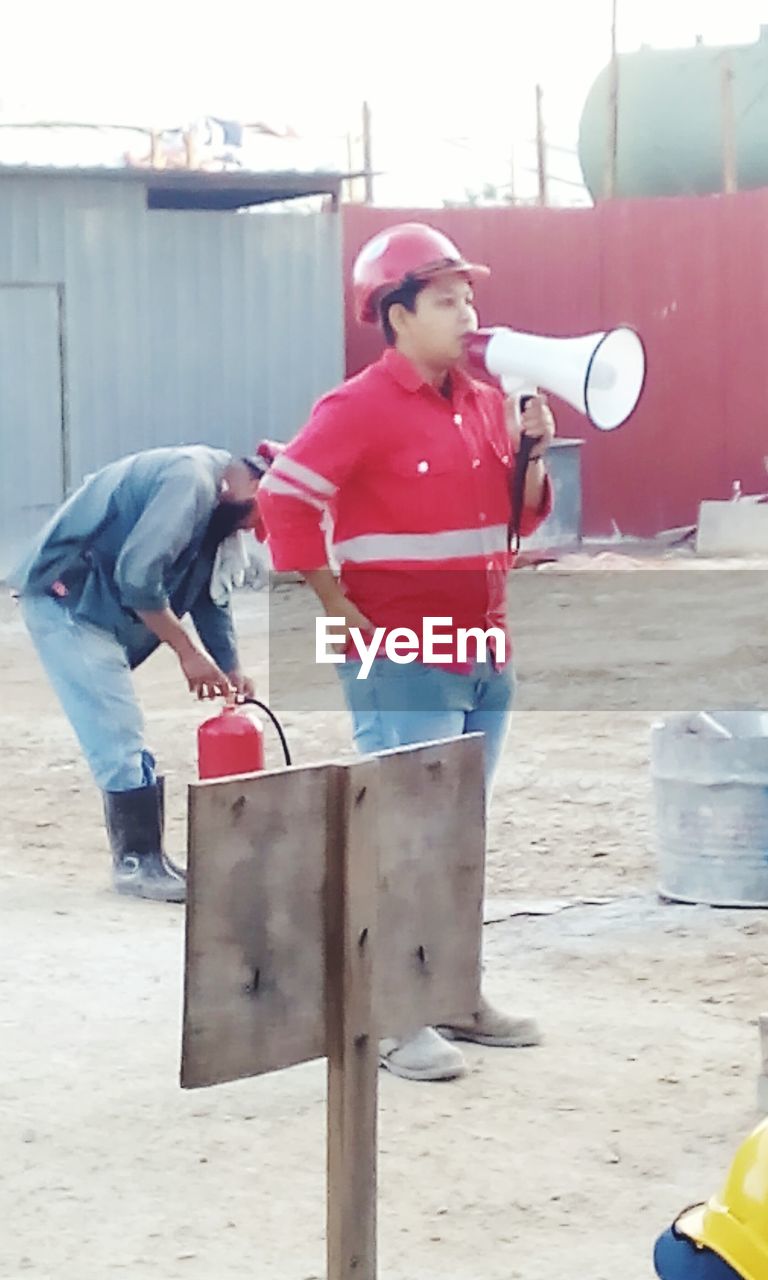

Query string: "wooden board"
[374, 734, 485, 1039]
[181, 764, 330, 1088]
[181, 735, 485, 1090]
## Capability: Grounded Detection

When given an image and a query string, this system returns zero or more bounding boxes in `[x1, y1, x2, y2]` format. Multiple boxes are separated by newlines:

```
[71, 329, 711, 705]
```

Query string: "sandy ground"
[2, 556, 768, 1280]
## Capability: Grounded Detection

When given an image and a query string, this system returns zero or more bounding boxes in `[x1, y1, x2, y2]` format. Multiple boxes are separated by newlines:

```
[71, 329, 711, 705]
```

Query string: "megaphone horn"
[464, 325, 646, 431]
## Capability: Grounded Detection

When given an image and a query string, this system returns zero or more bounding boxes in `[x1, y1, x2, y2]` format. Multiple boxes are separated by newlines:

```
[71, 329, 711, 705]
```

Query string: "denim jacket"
[9, 446, 239, 672]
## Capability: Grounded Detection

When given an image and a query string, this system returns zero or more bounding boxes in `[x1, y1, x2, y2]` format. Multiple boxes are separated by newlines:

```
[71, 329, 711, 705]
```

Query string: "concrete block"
[697, 501, 768, 556]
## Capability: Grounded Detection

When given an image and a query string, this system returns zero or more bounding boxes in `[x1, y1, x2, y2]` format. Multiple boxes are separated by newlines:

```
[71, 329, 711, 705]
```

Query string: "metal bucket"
[652, 710, 768, 907]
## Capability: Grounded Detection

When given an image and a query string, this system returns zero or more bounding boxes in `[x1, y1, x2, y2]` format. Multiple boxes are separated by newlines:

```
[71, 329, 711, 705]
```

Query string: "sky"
[0, 0, 766, 204]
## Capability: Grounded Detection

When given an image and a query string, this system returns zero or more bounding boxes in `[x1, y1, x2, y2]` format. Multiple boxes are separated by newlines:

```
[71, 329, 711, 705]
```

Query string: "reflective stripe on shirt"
[259, 472, 326, 511]
[270, 454, 338, 499]
[333, 524, 507, 564]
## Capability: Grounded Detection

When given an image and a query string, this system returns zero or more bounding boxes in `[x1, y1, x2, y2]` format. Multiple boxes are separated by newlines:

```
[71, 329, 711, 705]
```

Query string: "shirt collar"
[380, 347, 478, 404]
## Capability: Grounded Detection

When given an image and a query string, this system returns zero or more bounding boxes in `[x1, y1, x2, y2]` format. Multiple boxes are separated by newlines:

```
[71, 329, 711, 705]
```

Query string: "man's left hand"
[505, 394, 556, 461]
[228, 670, 256, 699]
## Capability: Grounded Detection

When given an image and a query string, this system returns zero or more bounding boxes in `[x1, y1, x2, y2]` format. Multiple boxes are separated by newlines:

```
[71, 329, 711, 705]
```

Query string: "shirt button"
[501, 453, 510, 464]
[454, 413, 463, 426]
[472, 457, 481, 469]
[479, 512, 487, 522]
[417, 460, 429, 473]
[486, 560, 494, 569]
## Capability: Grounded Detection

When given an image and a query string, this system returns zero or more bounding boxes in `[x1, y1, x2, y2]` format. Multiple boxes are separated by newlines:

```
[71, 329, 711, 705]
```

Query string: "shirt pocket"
[386, 445, 465, 482]
[378, 446, 466, 529]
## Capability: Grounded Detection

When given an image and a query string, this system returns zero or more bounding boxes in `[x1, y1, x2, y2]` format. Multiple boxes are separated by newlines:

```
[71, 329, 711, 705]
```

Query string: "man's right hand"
[179, 647, 232, 699]
[136, 606, 233, 699]
[304, 568, 373, 654]
[331, 599, 373, 654]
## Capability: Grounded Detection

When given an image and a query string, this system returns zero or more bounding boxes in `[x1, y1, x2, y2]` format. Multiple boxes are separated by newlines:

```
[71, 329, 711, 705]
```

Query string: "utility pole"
[720, 52, 737, 194]
[344, 130, 356, 204]
[362, 100, 374, 204]
[603, 0, 619, 199]
[535, 84, 548, 206]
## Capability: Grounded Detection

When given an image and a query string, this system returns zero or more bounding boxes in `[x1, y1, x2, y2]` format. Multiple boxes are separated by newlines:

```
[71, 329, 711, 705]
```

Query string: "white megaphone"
[464, 325, 646, 431]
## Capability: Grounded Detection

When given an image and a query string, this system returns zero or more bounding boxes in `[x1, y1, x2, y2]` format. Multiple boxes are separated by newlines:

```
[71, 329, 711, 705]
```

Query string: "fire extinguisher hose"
[240, 697, 293, 767]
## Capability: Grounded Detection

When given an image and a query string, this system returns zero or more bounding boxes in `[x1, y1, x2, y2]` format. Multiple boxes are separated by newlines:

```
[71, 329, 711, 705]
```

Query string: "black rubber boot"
[103, 783, 186, 903]
[154, 775, 185, 879]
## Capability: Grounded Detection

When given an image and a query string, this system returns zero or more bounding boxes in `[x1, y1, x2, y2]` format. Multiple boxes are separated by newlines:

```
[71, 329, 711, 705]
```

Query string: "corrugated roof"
[0, 164, 355, 209]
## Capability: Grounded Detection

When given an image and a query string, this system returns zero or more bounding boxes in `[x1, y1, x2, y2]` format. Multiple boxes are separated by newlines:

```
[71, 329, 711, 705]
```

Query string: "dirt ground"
[2, 554, 768, 1280]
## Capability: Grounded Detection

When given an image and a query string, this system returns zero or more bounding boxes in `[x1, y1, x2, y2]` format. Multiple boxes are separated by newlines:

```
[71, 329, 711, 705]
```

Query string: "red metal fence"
[343, 195, 768, 537]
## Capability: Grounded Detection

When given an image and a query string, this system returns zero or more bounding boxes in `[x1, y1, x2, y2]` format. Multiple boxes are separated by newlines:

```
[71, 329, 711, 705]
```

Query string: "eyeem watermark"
[316, 616, 506, 678]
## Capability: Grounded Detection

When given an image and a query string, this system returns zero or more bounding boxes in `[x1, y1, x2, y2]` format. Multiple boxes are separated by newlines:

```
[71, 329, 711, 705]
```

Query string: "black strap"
[508, 400, 537, 553]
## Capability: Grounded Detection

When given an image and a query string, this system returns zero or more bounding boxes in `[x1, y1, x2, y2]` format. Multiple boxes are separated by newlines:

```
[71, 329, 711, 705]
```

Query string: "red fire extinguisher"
[197, 697, 292, 781]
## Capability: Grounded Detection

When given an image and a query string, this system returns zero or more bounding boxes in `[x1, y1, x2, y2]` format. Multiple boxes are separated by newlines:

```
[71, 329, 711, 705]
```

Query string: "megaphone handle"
[509, 397, 537, 553]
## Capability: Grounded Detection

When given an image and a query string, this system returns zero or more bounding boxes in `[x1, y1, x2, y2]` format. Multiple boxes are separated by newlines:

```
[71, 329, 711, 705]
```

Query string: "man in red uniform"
[259, 223, 554, 1081]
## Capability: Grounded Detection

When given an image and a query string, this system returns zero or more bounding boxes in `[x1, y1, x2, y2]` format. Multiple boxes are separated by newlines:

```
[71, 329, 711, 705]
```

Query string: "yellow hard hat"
[656, 1120, 768, 1280]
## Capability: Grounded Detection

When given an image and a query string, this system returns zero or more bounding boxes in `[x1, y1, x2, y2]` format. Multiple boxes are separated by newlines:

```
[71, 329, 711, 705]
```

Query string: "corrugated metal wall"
[344, 197, 768, 538]
[0, 173, 343, 575]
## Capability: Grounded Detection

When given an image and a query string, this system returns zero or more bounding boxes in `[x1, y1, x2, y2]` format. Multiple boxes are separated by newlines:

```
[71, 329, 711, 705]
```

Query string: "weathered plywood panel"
[182, 736, 485, 1090]
[182, 765, 330, 1088]
[374, 735, 485, 1040]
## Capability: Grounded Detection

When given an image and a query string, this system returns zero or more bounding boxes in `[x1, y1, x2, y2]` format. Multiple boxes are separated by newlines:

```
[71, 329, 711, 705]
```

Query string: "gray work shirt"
[9, 446, 239, 672]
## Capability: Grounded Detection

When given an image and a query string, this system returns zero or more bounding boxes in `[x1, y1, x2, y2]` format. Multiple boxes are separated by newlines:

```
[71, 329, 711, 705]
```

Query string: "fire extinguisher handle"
[240, 697, 292, 767]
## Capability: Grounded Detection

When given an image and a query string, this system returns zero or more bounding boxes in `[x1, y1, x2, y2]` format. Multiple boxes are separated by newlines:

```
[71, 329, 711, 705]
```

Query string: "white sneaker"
[379, 1027, 467, 1082]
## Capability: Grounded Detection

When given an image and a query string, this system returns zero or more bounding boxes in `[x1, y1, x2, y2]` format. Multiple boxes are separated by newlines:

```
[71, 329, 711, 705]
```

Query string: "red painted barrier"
[343, 195, 768, 536]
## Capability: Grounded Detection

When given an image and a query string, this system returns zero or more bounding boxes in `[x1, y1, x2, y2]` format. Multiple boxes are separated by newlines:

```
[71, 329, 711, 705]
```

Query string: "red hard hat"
[352, 222, 490, 324]
[244, 438, 285, 479]
[243, 438, 284, 535]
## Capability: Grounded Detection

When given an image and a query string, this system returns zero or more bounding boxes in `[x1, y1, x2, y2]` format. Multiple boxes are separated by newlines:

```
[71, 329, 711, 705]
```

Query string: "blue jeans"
[20, 595, 156, 792]
[336, 656, 515, 800]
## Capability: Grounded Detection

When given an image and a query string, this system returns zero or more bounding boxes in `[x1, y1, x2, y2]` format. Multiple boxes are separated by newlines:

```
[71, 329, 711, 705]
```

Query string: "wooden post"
[182, 738, 485, 1277]
[535, 84, 548, 207]
[721, 52, 738, 194]
[326, 762, 379, 1280]
[603, 0, 619, 199]
[362, 101, 374, 204]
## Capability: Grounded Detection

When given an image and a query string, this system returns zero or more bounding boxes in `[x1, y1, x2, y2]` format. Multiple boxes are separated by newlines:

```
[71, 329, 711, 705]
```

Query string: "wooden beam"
[326, 760, 379, 1280]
